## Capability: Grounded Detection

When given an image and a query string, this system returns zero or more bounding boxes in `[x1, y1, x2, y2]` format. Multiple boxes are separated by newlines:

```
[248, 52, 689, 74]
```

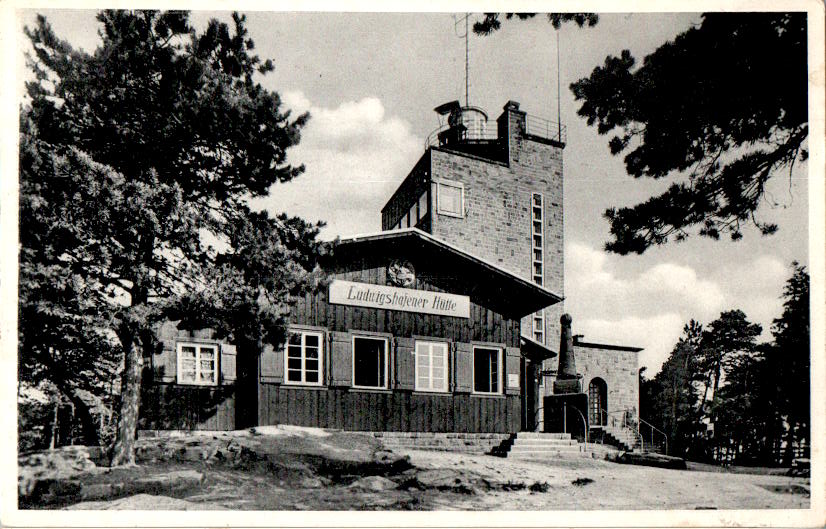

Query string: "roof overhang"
[573, 340, 643, 353]
[520, 335, 558, 362]
[334, 228, 563, 318]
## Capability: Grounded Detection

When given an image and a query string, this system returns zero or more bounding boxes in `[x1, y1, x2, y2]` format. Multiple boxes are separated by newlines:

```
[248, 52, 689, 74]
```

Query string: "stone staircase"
[371, 432, 511, 454]
[602, 425, 642, 452]
[502, 432, 594, 459]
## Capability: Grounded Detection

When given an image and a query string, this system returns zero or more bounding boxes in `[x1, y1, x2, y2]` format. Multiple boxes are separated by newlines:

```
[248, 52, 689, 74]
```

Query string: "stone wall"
[573, 343, 640, 421]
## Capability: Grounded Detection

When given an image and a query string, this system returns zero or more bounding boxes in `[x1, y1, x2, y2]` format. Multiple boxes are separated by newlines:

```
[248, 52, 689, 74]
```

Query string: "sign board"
[329, 279, 470, 319]
[507, 373, 520, 389]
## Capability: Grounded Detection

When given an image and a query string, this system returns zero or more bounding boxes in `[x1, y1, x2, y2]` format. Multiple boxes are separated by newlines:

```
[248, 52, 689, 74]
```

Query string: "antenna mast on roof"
[556, 28, 562, 142]
[454, 13, 471, 107]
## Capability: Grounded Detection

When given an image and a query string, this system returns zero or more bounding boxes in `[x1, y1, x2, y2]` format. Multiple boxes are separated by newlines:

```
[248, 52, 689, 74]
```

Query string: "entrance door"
[588, 378, 607, 426]
[520, 359, 539, 431]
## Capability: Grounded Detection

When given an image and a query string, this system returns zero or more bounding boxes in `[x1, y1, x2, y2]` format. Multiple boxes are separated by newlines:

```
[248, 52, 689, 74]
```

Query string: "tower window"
[531, 193, 544, 287]
[533, 312, 545, 344]
[436, 180, 464, 218]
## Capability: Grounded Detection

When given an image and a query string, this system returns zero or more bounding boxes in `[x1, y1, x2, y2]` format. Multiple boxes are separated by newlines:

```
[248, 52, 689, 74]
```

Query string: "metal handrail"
[568, 404, 588, 451]
[533, 405, 544, 431]
[425, 122, 498, 149]
[555, 401, 588, 450]
[638, 417, 669, 455]
[600, 406, 644, 452]
[425, 112, 567, 149]
[525, 114, 567, 144]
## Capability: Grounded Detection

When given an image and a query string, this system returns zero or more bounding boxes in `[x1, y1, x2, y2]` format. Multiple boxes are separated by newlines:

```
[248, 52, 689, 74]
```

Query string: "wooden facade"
[140, 229, 560, 434]
[258, 386, 519, 433]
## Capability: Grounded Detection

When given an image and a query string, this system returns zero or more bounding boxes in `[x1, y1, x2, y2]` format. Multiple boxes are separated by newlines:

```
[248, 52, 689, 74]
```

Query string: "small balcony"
[425, 107, 566, 156]
[525, 114, 567, 145]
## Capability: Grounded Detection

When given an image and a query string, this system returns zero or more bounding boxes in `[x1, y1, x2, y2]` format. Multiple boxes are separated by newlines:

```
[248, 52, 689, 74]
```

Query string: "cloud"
[566, 242, 726, 323]
[579, 314, 686, 375]
[252, 91, 423, 238]
[565, 242, 790, 373]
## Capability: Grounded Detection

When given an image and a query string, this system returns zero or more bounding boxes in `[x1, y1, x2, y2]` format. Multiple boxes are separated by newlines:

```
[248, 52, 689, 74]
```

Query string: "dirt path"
[39, 429, 808, 511]
[399, 450, 809, 510]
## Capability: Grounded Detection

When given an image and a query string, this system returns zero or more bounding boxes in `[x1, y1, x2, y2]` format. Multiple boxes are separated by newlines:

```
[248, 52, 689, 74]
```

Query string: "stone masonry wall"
[573, 344, 640, 421]
[429, 104, 564, 363]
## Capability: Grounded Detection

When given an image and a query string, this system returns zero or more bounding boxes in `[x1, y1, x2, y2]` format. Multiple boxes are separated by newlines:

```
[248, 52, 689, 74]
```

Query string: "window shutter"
[330, 331, 352, 387]
[505, 347, 521, 395]
[454, 342, 473, 393]
[154, 320, 178, 383]
[221, 343, 237, 384]
[260, 343, 284, 383]
[394, 337, 415, 390]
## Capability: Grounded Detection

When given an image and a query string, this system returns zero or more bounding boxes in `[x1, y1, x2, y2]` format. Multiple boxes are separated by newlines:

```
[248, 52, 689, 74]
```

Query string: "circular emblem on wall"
[387, 260, 415, 287]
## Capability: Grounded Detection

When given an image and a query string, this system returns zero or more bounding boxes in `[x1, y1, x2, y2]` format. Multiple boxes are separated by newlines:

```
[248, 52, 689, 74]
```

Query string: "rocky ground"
[18, 426, 810, 511]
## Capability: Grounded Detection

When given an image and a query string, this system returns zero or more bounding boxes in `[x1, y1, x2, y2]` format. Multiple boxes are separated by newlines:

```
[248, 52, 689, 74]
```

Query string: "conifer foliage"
[476, 12, 808, 254]
[640, 264, 809, 464]
[20, 11, 322, 465]
[571, 13, 808, 254]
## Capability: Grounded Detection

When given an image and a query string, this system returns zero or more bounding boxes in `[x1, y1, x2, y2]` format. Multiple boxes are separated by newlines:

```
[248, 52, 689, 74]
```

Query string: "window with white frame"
[177, 343, 218, 385]
[533, 312, 545, 344]
[285, 330, 323, 385]
[531, 193, 544, 286]
[415, 341, 448, 392]
[352, 336, 389, 389]
[436, 180, 464, 217]
[473, 346, 501, 394]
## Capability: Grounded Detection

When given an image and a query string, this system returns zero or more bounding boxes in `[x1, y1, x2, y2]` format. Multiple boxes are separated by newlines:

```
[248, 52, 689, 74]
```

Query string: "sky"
[16, 10, 811, 374]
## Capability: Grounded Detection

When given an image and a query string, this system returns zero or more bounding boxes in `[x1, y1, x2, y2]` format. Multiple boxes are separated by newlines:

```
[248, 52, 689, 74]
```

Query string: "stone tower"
[381, 100, 565, 380]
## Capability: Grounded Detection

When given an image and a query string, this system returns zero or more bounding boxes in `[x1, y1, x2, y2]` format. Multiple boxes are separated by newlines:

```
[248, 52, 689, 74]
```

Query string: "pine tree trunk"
[46, 365, 102, 447]
[697, 375, 710, 418]
[50, 401, 59, 449]
[61, 388, 100, 447]
[783, 420, 796, 466]
[711, 361, 721, 404]
[110, 328, 143, 466]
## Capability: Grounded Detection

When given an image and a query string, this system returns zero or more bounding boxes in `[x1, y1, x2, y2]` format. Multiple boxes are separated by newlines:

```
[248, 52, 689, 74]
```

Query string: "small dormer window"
[436, 180, 464, 218]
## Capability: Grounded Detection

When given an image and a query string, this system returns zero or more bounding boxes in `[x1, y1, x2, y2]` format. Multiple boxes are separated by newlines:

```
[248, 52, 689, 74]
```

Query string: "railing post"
[563, 402, 567, 434]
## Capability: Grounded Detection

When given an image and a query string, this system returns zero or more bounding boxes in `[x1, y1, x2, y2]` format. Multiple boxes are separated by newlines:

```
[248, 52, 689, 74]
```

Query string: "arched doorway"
[588, 377, 607, 426]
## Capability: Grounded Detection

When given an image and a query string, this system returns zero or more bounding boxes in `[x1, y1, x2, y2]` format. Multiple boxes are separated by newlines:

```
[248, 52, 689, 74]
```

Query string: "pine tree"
[770, 262, 810, 464]
[20, 11, 320, 465]
[645, 320, 703, 457]
[570, 13, 807, 254]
